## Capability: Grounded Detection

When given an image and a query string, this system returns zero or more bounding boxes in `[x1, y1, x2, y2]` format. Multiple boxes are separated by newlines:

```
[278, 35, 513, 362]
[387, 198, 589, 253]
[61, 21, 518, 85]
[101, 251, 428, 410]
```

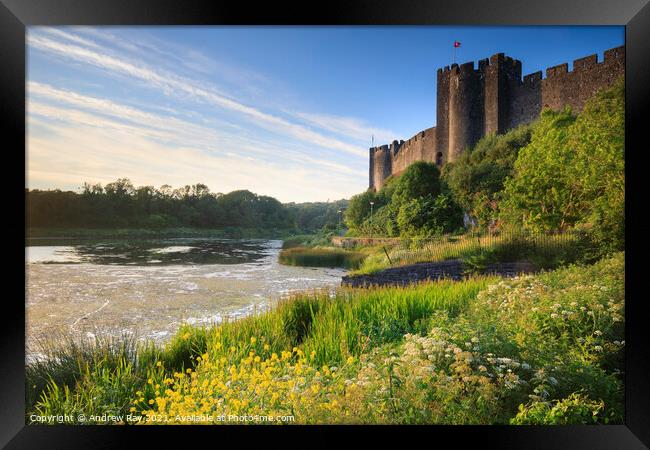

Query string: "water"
[25, 238, 346, 357]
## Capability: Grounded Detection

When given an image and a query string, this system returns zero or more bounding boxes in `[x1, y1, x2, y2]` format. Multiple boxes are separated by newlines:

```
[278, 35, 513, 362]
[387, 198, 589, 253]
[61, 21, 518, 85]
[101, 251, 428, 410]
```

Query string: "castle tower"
[369, 144, 392, 191]
[482, 53, 522, 135]
[447, 62, 482, 162]
[435, 67, 450, 166]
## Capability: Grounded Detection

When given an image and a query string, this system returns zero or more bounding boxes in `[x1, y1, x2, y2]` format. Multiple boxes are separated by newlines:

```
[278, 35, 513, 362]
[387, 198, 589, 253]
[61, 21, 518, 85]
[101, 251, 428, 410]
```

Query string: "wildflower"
[594, 345, 603, 352]
[250, 337, 257, 345]
[594, 330, 603, 336]
[156, 361, 163, 367]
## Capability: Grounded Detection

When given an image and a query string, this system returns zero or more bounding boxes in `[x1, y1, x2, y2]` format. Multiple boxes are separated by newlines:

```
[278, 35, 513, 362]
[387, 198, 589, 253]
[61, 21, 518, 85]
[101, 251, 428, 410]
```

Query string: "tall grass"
[302, 278, 493, 366]
[279, 246, 366, 269]
[354, 230, 588, 275]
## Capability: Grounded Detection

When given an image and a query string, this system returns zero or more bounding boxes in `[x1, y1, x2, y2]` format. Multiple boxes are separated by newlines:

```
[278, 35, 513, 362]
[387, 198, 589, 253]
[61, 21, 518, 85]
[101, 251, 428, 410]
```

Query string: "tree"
[396, 193, 463, 238]
[500, 77, 624, 252]
[442, 123, 533, 228]
[344, 190, 383, 232]
[390, 161, 441, 208]
[500, 108, 577, 231]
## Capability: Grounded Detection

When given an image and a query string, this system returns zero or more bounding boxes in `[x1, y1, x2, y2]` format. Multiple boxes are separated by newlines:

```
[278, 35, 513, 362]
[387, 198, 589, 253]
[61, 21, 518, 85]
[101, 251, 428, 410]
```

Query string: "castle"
[369, 45, 625, 191]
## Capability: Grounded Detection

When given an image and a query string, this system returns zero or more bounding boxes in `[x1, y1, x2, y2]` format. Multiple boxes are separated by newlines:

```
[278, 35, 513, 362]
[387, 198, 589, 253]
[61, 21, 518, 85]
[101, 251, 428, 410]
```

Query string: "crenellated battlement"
[369, 45, 624, 191]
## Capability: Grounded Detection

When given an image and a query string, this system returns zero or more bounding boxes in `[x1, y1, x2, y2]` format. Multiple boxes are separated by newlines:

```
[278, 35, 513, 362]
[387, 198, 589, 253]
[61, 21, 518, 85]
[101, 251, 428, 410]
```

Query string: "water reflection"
[25, 238, 346, 356]
[26, 238, 273, 265]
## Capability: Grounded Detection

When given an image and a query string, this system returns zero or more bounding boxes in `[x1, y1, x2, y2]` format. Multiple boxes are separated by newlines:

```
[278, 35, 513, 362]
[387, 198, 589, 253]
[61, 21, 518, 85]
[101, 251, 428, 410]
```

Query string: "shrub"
[510, 393, 606, 425]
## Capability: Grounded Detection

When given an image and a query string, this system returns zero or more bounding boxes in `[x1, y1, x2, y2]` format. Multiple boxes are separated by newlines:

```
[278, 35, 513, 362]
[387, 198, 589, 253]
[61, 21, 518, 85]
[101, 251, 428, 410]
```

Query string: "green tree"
[500, 77, 624, 252]
[442, 123, 533, 228]
[500, 108, 577, 231]
[390, 161, 441, 208]
[396, 193, 463, 238]
[344, 190, 383, 232]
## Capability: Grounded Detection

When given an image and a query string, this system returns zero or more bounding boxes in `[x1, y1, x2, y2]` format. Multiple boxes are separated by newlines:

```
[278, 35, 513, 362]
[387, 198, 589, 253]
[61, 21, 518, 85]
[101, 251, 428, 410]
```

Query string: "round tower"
[448, 62, 480, 162]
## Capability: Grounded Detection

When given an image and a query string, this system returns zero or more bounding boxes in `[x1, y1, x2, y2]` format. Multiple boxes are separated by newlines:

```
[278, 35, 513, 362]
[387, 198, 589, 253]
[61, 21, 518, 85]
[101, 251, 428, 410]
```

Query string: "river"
[25, 238, 346, 360]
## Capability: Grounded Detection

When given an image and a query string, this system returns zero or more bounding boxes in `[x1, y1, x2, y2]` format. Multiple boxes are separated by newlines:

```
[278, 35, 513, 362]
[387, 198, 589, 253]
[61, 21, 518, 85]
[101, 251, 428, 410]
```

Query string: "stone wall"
[341, 260, 536, 288]
[369, 45, 625, 191]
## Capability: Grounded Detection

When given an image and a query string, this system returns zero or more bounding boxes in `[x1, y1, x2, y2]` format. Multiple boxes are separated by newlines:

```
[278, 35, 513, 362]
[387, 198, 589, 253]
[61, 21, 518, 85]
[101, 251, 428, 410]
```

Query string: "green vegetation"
[500, 78, 624, 254]
[442, 123, 533, 229]
[346, 161, 464, 238]
[27, 226, 299, 240]
[353, 230, 590, 275]
[284, 199, 349, 233]
[278, 247, 366, 269]
[28, 253, 624, 424]
[26, 181, 348, 236]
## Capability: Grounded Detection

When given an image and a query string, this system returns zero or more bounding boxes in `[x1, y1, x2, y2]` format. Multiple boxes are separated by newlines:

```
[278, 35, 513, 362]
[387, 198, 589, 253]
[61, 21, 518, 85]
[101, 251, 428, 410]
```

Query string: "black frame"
[3, 0, 648, 448]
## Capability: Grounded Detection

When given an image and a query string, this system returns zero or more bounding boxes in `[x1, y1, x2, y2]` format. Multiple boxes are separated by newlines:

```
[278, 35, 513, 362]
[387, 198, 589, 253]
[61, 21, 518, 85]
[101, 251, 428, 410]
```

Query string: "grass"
[278, 246, 367, 269]
[27, 252, 624, 425]
[352, 230, 589, 275]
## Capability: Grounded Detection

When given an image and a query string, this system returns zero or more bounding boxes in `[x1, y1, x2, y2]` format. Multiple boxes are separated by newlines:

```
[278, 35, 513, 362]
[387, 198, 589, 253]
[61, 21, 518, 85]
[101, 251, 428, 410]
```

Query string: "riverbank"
[27, 252, 624, 425]
[26, 227, 303, 240]
[341, 259, 536, 288]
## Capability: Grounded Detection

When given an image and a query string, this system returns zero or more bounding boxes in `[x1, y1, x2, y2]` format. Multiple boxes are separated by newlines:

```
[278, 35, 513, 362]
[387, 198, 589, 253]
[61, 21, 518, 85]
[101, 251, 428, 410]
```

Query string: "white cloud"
[28, 32, 369, 158]
[26, 28, 381, 201]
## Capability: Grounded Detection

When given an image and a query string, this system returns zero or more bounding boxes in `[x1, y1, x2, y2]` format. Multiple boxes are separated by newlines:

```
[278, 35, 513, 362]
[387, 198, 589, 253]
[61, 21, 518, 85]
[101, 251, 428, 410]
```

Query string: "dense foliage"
[284, 199, 349, 232]
[26, 180, 346, 233]
[500, 78, 624, 253]
[345, 161, 464, 238]
[441, 123, 533, 228]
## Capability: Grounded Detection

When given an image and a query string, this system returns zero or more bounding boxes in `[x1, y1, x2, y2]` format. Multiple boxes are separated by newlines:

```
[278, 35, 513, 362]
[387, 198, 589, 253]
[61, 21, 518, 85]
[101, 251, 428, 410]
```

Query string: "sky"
[27, 26, 624, 203]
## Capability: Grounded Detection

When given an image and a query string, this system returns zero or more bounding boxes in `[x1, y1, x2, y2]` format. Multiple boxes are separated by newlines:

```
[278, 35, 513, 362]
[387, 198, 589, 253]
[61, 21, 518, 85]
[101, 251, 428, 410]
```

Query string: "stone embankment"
[341, 260, 536, 288]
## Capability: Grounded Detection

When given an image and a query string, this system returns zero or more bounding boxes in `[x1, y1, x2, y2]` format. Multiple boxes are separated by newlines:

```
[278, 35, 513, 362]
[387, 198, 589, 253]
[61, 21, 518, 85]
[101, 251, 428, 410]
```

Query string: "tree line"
[26, 179, 348, 232]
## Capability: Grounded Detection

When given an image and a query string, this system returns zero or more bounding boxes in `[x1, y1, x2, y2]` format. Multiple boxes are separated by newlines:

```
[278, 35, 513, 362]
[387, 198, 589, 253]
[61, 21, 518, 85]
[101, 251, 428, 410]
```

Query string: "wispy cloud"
[26, 28, 383, 201]
[28, 31, 369, 158]
[294, 111, 397, 146]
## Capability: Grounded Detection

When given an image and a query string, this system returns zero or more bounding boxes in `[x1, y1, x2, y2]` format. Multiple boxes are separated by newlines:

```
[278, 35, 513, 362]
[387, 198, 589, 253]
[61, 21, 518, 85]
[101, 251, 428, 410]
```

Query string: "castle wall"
[509, 46, 625, 129]
[369, 45, 624, 191]
[391, 127, 438, 174]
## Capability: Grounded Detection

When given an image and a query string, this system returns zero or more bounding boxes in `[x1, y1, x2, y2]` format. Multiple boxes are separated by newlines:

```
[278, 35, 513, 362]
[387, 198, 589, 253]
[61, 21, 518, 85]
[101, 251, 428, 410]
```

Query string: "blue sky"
[27, 26, 623, 202]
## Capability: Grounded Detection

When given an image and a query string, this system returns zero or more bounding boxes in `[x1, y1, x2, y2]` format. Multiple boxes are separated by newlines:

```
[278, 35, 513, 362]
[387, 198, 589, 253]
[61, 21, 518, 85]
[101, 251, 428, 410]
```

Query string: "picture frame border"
[3, 0, 648, 447]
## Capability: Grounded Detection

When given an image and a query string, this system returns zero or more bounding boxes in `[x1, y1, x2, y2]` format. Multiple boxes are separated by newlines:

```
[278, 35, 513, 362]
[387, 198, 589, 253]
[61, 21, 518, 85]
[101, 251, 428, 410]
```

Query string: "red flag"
[454, 41, 461, 48]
